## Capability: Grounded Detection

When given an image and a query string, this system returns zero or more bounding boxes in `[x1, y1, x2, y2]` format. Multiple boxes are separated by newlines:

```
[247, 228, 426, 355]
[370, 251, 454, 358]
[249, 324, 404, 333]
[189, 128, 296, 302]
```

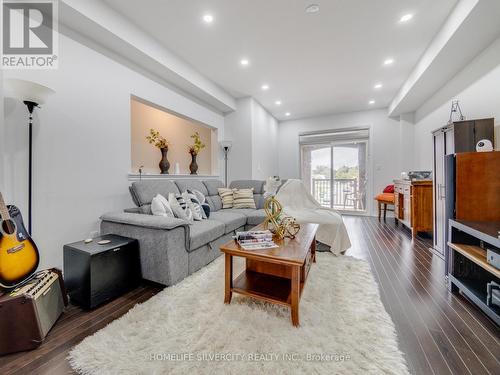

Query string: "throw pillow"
[383, 184, 395, 193]
[200, 202, 211, 218]
[233, 188, 256, 209]
[218, 188, 235, 209]
[168, 193, 193, 221]
[151, 194, 174, 217]
[188, 189, 210, 218]
[182, 191, 203, 221]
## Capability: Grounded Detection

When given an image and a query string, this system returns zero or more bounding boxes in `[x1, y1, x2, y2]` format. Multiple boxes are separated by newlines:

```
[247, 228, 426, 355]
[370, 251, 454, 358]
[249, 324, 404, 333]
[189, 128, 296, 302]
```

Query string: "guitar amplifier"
[0, 268, 68, 355]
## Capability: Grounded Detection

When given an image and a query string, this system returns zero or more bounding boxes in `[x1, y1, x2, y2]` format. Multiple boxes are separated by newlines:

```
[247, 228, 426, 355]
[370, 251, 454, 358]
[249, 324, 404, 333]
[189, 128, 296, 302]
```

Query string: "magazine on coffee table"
[234, 230, 278, 250]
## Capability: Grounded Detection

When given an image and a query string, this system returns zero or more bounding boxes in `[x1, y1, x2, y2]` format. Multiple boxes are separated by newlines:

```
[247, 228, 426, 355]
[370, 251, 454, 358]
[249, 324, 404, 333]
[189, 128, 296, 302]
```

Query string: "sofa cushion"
[245, 209, 267, 225]
[131, 180, 180, 206]
[139, 204, 152, 215]
[175, 180, 209, 196]
[226, 208, 267, 226]
[203, 180, 225, 195]
[254, 194, 265, 209]
[206, 195, 222, 211]
[208, 211, 247, 234]
[229, 180, 265, 194]
[188, 220, 225, 251]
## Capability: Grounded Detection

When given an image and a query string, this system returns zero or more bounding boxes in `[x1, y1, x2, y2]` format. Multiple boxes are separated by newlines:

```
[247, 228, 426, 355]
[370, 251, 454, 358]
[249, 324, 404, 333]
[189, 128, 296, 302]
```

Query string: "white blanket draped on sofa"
[276, 179, 351, 255]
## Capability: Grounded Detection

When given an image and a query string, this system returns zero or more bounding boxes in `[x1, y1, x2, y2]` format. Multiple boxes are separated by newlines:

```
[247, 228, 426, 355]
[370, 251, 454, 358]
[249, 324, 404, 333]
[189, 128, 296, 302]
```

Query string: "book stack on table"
[235, 230, 278, 250]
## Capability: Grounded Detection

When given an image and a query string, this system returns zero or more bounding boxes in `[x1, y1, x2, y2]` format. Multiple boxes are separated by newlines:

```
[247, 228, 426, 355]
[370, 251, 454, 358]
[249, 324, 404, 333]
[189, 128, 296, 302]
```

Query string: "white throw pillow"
[168, 193, 193, 221]
[182, 191, 203, 221]
[151, 194, 174, 217]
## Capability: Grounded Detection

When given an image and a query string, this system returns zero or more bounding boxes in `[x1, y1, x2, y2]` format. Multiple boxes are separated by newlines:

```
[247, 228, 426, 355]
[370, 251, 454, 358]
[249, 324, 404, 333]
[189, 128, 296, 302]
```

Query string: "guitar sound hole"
[1, 219, 16, 235]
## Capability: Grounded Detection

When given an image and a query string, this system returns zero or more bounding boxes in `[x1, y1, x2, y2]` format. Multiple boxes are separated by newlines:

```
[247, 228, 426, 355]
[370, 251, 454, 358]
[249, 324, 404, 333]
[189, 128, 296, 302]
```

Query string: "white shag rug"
[69, 253, 409, 374]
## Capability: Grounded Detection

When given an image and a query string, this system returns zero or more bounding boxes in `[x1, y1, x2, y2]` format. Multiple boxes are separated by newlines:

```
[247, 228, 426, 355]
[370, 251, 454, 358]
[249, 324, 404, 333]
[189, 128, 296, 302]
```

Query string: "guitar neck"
[0, 192, 11, 220]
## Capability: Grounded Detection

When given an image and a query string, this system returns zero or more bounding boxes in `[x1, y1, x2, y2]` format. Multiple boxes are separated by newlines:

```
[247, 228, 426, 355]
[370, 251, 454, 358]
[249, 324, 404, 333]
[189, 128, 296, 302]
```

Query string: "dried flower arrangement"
[188, 131, 206, 155]
[146, 128, 169, 149]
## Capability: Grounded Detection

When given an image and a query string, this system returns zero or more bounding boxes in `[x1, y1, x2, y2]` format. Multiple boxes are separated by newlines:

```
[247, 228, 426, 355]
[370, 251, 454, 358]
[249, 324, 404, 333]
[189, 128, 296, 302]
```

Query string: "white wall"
[224, 98, 253, 182]
[414, 35, 500, 169]
[251, 99, 279, 180]
[2, 33, 225, 270]
[278, 109, 407, 216]
[0, 69, 4, 194]
[224, 97, 279, 182]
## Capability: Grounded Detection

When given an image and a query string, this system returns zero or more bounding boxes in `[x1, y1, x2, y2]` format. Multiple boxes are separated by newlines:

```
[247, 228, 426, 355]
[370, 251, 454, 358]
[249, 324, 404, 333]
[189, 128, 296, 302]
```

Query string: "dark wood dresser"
[394, 179, 433, 237]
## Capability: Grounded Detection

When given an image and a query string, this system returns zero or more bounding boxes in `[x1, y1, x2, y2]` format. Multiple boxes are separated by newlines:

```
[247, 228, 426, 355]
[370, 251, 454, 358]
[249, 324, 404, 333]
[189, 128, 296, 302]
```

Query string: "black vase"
[159, 148, 170, 174]
[189, 153, 198, 175]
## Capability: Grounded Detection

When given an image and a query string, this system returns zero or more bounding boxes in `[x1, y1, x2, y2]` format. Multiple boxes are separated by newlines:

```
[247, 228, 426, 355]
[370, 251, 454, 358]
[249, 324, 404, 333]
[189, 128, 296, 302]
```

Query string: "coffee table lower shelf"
[232, 270, 305, 306]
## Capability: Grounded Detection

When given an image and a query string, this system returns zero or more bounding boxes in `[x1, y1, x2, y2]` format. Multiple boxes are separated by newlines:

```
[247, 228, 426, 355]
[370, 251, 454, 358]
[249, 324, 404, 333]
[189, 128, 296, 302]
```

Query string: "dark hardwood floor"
[1, 216, 498, 374]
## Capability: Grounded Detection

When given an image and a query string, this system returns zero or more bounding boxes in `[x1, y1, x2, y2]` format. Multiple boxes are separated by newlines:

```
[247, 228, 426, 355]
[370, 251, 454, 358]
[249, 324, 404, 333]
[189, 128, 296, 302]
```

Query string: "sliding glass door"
[301, 139, 368, 212]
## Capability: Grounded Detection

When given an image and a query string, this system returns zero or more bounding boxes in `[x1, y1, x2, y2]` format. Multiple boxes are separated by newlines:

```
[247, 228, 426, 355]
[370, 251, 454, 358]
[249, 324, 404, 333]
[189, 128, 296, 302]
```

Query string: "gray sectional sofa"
[100, 179, 267, 286]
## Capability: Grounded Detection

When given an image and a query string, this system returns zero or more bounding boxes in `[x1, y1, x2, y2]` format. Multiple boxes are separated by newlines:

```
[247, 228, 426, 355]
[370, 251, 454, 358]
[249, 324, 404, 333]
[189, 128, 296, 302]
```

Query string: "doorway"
[302, 141, 368, 212]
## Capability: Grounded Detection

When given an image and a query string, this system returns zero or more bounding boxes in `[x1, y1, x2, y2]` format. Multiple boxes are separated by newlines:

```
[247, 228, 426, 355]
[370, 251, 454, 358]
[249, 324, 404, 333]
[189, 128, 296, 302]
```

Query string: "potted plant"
[188, 131, 205, 175]
[146, 128, 170, 174]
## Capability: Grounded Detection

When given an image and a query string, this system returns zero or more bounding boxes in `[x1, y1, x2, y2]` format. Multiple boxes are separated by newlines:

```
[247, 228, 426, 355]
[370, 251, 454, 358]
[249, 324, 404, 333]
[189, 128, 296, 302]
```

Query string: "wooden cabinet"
[456, 152, 500, 222]
[394, 180, 433, 237]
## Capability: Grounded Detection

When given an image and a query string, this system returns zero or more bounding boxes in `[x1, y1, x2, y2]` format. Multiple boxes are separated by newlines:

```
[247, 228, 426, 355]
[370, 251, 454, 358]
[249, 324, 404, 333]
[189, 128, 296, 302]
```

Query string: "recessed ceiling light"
[399, 14, 413, 23]
[369, 100, 375, 105]
[383, 58, 394, 66]
[285, 112, 291, 116]
[305, 4, 320, 13]
[240, 59, 249, 66]
[261, 84, 269, 91]
[202, 14, 214, 24]
[374, 83, 383, 89]
[275, 100, 282, 106]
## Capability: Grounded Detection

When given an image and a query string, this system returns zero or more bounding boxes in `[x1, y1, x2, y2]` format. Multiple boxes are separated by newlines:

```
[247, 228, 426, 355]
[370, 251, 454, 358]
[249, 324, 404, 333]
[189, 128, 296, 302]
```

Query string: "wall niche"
[131, 96, 216, 176]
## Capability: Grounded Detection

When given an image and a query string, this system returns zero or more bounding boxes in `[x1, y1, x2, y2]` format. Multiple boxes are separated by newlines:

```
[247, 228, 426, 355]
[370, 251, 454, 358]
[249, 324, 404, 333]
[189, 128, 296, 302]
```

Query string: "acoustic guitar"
[0, 192, 40, 289]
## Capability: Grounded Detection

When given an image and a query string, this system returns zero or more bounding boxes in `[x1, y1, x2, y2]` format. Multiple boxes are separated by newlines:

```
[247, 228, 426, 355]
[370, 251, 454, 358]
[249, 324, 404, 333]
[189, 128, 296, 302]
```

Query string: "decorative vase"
[159, 148, 170, 174]
[189, 153, 198, 175]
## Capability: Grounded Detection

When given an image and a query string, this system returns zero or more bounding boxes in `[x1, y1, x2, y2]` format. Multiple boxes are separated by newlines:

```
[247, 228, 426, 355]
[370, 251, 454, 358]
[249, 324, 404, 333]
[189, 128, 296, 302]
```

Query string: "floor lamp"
[5, 79, 55, 235]
[220, 141, 232, 187]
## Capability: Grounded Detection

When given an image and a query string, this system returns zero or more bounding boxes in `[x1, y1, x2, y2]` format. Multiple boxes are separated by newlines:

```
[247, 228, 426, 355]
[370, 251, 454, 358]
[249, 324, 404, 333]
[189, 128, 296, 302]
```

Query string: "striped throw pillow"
[182, 191, 203, 221]
[168, 193, 193, 221]
[233, 188, 256, 209]
[218, 188, 234, 209]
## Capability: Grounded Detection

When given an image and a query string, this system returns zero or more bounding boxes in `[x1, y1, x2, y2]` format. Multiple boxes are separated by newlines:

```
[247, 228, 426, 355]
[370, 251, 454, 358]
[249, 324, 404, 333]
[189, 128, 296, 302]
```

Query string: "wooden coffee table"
[220, 223, 318, 327]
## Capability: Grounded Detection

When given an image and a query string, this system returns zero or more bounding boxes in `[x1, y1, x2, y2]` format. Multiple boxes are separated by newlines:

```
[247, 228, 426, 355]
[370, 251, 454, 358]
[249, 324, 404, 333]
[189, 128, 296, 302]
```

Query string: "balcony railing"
[312, 178, 364, 210]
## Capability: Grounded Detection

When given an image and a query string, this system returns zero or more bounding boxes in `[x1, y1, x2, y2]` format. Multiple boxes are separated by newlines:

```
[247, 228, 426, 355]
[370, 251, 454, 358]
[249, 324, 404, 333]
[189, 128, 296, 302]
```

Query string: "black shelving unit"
[448, 220, 500, 325]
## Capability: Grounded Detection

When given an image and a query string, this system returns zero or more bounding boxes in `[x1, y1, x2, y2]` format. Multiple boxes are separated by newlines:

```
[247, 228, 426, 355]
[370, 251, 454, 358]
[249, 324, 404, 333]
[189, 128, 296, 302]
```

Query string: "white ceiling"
[102, 0, 458, 120]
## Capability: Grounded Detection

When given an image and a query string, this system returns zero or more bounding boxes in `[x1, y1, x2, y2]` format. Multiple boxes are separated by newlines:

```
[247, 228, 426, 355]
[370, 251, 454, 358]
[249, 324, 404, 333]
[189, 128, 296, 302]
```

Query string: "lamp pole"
[223, 146, 229, 187]
[23, 101, 38, 235]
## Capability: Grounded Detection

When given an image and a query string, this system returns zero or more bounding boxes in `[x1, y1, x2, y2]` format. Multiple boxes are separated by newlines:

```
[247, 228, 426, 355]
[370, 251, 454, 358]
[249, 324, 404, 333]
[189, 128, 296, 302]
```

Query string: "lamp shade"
[220, 140, 232, 150]
[5, 78, 55, 105]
